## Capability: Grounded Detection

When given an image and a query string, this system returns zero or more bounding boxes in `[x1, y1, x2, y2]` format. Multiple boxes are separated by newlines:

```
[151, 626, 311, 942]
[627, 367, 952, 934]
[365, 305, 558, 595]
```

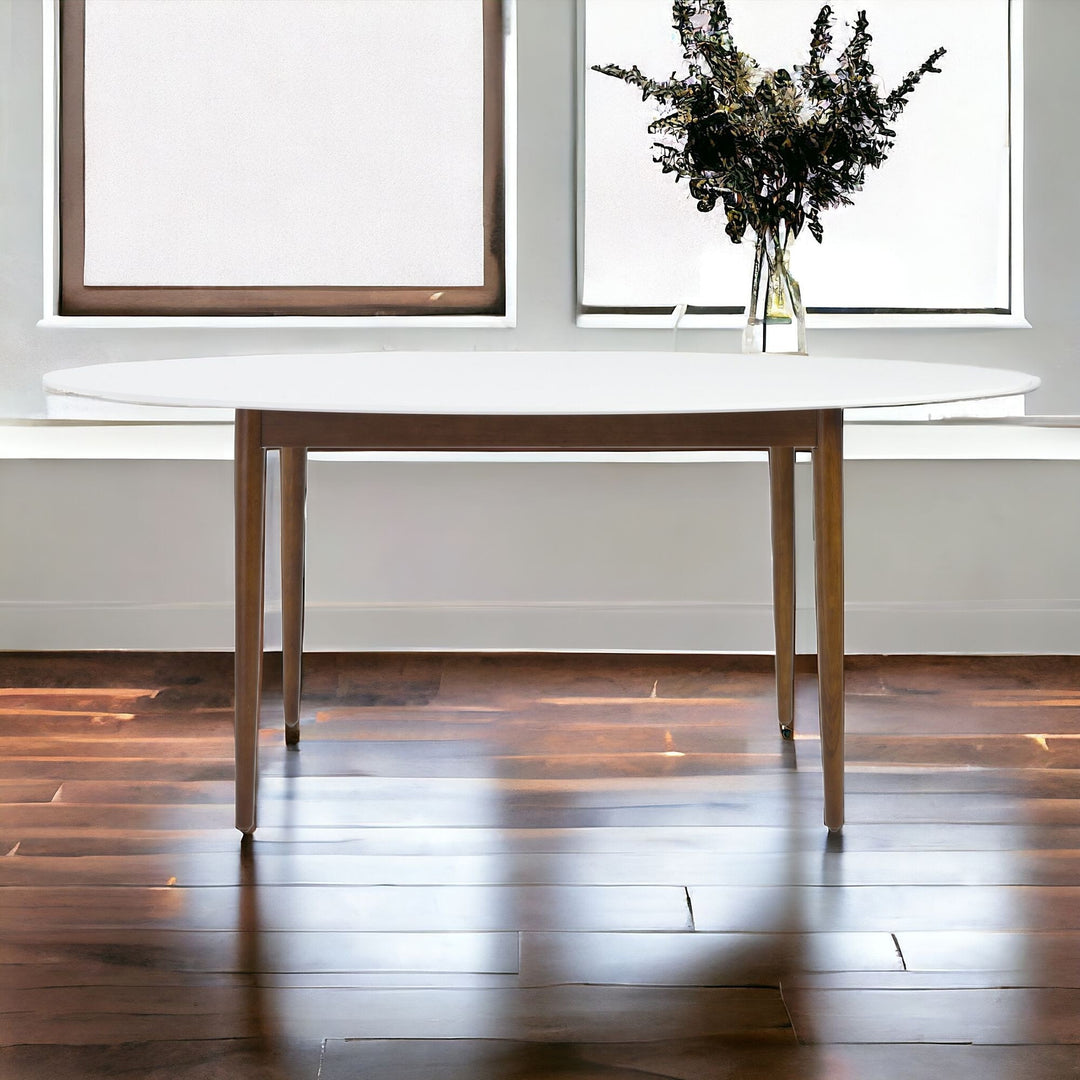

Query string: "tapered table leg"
[813, 409, 845, 832]
[280, 447, 307, 746]
[234, 410, 266, 835]
[769, 446, 796, 739]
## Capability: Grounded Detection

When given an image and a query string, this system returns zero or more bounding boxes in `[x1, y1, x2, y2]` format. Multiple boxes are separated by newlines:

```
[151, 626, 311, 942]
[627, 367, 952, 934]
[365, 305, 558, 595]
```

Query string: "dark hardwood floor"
[0, 651, 1078, 1078]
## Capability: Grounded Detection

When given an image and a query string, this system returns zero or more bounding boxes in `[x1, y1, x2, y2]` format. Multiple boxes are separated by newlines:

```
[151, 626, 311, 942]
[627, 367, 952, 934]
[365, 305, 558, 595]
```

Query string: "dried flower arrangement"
[593, 0, 946, 351]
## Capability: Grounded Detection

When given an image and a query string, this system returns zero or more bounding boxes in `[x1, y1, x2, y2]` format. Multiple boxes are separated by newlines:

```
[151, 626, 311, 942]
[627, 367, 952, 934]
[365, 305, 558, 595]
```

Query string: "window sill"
[38, 314, 516, 329]
[3, 418, 1078, 463]
[576, 312, 1032, 330]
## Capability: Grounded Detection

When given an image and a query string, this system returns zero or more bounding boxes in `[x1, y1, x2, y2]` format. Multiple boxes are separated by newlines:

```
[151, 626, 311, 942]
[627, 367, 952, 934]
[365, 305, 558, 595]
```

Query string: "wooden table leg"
[280, 447, 307, 746]
[234, 410, 266, 835]
[769, 446, 796, 739]
[813, 409, 845, 832]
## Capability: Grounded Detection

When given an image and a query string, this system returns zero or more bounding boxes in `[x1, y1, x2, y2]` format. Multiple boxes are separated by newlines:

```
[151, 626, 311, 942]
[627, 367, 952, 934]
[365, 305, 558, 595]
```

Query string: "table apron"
[255, 408, 824, 452]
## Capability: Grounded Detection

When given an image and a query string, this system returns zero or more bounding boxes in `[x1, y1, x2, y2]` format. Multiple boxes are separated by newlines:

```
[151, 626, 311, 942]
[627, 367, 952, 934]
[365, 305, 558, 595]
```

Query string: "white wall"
[1, 450, 1077, 653]
[0, 0, 1078, 654]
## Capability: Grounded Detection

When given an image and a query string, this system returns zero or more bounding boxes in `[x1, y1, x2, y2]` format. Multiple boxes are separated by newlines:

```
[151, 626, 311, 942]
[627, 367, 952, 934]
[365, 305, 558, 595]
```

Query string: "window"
[54, 0, 508, 318]
[579, 0, 1023, 327]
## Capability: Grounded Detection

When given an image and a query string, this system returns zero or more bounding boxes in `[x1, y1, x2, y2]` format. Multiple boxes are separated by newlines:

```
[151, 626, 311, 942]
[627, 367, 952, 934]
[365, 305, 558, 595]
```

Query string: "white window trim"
[574, 0, 1027, 330]
[39, 0, 518, 328]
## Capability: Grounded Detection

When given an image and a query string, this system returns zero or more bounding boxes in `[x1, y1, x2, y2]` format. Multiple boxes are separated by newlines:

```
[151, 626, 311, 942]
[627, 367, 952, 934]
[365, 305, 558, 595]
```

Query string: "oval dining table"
[44, 351, 1040, 835]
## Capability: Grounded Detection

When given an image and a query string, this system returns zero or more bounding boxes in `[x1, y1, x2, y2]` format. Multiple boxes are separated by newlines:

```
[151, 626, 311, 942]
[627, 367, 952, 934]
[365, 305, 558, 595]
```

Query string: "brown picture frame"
[58, 0, 506, 317]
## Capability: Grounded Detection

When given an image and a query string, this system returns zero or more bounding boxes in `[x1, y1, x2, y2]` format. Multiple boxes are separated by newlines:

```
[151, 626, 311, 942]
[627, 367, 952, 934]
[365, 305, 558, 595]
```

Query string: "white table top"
[44, 352, 1040, 416]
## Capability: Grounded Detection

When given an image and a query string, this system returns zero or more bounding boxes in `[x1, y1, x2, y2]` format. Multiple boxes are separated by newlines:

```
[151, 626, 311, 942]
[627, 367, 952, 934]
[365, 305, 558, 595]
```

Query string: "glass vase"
[741, 227, 807, 355]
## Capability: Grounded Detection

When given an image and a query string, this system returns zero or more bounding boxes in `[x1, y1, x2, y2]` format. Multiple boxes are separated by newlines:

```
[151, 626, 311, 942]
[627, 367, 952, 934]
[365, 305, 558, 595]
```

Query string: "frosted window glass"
[583, 0, 1012, 311]
[82, 0, 486, 287]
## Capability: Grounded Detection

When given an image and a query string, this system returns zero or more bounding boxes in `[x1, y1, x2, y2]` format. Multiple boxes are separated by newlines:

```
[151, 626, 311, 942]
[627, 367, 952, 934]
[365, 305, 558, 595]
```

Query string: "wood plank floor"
[0, 652, 1078, 1078]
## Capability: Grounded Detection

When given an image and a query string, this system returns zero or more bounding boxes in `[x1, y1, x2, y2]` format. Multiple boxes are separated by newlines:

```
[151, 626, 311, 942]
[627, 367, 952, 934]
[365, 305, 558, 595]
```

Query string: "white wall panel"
[1, 455, 1076, 653]
[82, 0, 485, 287]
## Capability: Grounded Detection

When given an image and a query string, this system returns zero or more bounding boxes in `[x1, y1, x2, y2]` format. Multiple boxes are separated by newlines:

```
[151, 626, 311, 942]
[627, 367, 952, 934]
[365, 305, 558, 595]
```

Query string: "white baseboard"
[1, 598, 1077, 654]
[0, 600, 236, 651]
[305, 601, 778, 653]
[844, 599, 1080, 655]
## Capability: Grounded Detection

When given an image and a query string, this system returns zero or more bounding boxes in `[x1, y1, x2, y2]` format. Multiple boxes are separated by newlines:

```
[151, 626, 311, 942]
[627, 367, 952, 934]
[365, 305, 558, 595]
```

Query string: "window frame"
[47, 0, 512, 322]
[575, 0, 1027, 330]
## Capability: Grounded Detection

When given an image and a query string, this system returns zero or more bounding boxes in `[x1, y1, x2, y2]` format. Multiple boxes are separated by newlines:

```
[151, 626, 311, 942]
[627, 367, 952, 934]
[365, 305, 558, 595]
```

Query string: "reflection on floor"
[0, 652, 1077, 1079]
